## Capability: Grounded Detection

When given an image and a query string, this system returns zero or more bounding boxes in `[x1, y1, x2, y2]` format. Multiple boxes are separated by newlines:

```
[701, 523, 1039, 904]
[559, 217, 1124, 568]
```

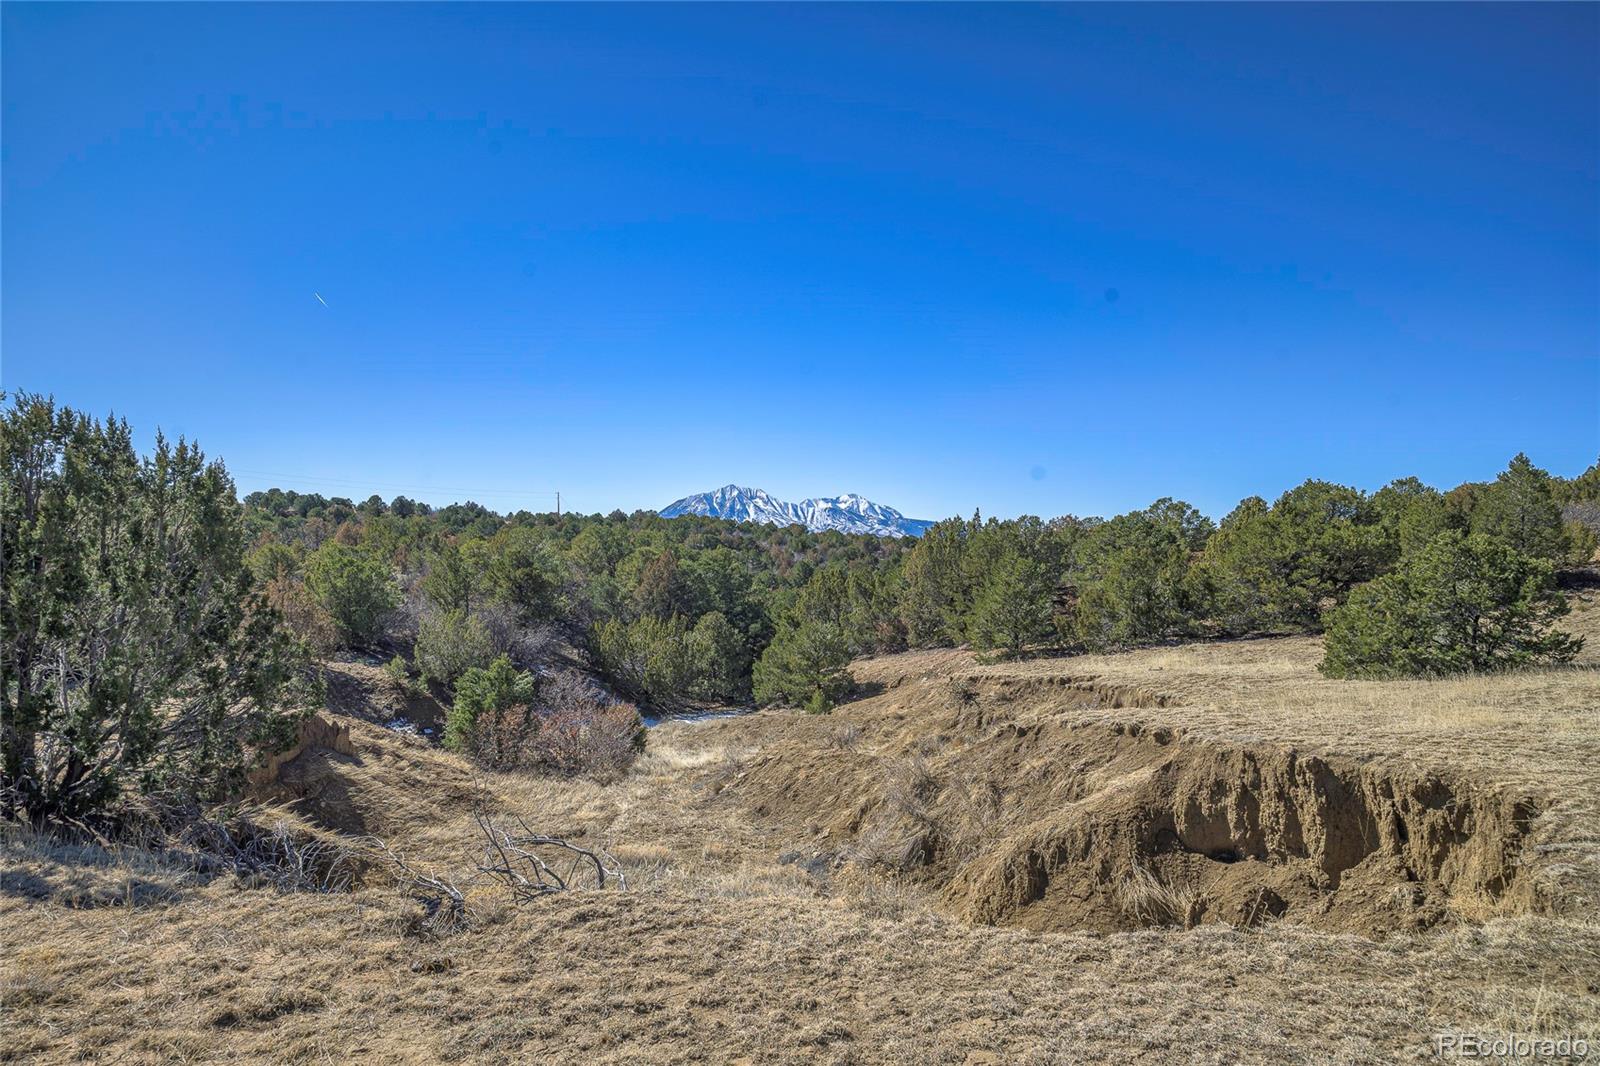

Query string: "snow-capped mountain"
[660, 485, 933, 538]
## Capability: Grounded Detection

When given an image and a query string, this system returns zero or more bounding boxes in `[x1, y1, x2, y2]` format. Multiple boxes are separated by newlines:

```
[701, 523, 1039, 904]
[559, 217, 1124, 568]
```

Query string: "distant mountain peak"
[659, 485, 932, 538]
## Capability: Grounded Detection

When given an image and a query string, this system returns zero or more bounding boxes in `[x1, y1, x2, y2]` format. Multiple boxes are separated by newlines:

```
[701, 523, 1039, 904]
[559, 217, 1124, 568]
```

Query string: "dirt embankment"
[715, 669, 1546, 938]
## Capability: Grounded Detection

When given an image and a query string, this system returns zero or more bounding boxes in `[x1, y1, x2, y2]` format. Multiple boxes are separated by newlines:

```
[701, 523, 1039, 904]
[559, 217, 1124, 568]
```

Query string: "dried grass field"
[5, 584, 1599, 1064]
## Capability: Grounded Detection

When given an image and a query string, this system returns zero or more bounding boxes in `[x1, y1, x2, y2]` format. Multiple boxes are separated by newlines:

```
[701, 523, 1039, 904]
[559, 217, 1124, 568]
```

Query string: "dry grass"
[1117, 862, 1201, 929]
[6, 589, 1600, 1062]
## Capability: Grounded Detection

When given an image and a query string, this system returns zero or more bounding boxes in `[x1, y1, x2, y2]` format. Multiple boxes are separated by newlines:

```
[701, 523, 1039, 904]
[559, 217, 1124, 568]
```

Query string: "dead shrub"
[828, 723, 862, 751]
[845, 755, 943, 873]
[477, 603, 556, 667]
[9, 801, 358, 900]
[885, 754, 939, 826]
[936, 774, 1005, 866]
[527, 674, 644, 779]
[464, 701, 541, 771]
[372, 838, 475, 937]
[181, 815, 359, 893]
[944, 677, 978, 706]
[372, 810, 627, 937]
[263, 574, 339, 657]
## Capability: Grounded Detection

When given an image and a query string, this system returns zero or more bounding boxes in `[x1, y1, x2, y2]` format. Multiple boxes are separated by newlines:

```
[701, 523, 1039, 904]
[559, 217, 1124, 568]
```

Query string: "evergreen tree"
[1320, 531, 1581, 679]
[970, 553, 1053, 659]
[483, 526, 566, 622]
[445, 655, 536, 754]
[305, 543, 400, 646]
[1, 395, 310, 822]
[1553, 458, 1600, 504]
[421, 540, 481, 614]
[1471, 454, 1567, 562]
[590, 615, 701, 706]
[752, 619, 852, 711]
[1068, 499, 1210, 648]
[629, 549, 697, 620]
[898, 519, 970, 645]
[1371, 477, 1462, 560]
[689, 611, 747, 701]
[1192, 481, 1389, 633]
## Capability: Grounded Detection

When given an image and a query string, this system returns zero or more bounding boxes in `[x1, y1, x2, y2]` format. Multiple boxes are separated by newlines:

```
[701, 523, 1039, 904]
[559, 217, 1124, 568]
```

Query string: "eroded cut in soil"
[719, 673, 1543, 937]
[946, 735, 1541, 935]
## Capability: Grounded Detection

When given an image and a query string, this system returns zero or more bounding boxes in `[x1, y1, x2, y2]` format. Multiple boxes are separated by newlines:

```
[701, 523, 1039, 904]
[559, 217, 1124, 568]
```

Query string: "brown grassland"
[5, 582, 1599, 1063]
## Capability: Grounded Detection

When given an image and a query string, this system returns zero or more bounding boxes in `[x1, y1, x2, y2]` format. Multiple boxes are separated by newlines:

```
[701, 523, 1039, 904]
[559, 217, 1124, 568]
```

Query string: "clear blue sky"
[4, 3, 1597, 521]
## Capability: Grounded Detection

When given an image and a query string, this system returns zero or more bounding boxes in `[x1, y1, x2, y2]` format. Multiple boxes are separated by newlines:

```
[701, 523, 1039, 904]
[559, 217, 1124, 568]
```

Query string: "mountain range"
[659, 485, 933, 538]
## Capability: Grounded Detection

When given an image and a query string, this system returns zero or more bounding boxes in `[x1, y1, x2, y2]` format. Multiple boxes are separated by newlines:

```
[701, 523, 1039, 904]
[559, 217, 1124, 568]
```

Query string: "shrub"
[526, 674, 645, 778]
[461, 701, 538, 770]
[415, 608, 494, 689]
[1319, 531, 1583, 679]
[304, 543, 399, 647]
[381, 655, 414, 700]
[449, 665, 643, 778]
[263, 574, 340, 657]
[590, 615, 703, 707]
[445, 656, 534, 754]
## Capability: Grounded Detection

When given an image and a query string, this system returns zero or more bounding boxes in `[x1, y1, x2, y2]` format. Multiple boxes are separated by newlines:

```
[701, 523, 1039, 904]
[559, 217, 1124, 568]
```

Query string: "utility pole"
[555, 491, 561, 518]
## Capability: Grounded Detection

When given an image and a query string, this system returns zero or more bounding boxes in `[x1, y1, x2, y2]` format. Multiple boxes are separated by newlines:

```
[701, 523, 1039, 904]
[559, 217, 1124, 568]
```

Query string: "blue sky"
[4, 3, 1597, 521]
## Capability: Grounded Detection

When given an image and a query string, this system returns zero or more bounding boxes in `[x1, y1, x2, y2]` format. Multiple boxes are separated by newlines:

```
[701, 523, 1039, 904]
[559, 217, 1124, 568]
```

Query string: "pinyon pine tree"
[1470, 454, 1567, 562]
[1319, 530, 1581, 679]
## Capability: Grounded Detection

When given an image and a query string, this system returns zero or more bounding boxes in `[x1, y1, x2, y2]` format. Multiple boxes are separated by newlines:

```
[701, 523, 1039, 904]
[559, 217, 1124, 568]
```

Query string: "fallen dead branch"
[370, 811, 628, 933]
[370, 837, 475, 935]
[474, 811, 628, 901]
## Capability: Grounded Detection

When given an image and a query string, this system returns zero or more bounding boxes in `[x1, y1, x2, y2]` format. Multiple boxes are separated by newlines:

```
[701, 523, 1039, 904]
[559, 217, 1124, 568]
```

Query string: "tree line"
[242, 451, 1596, 707]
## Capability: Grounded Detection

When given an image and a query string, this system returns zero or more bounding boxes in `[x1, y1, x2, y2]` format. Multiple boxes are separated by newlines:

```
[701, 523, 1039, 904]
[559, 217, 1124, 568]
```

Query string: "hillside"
[6, 583, 1599, 1063]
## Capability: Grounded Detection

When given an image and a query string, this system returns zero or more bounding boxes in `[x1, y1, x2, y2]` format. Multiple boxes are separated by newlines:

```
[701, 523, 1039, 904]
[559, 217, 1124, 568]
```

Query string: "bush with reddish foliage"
[462, 671, 644, 779]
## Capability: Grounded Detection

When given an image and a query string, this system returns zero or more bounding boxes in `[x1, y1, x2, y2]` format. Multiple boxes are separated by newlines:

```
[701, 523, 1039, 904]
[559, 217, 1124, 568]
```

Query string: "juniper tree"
[1, 394, 310, 823]
[305, 542, 399, 647]
[970, 553, 1053, 659]
[1192, 481, 1391, 633]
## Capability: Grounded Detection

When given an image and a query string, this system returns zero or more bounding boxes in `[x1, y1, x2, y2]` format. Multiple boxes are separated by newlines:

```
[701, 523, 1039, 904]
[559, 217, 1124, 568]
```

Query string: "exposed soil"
[714, 671, 1545, 938]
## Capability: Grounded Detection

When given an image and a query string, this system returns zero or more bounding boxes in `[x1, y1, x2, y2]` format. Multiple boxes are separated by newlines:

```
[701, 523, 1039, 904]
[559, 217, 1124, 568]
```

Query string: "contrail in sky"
[314, 292, 328, 307]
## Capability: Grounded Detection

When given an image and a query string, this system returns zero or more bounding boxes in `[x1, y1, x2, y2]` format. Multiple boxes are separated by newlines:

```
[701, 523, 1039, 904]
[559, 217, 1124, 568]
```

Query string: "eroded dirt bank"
[715, 670, 1546, 937]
